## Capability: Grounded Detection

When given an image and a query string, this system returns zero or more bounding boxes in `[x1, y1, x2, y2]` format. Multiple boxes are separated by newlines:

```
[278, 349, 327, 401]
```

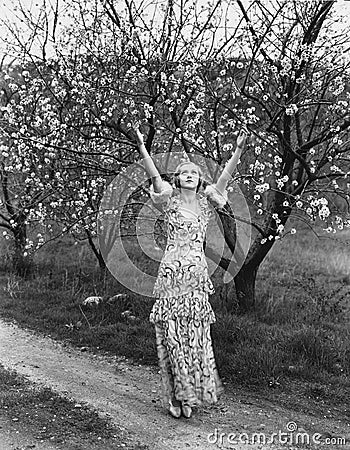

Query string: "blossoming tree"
[0, 63, 117, 274]
[0, 65, 60, 276]
[3, 0, 350, 310]
[95, 0, 350, 311]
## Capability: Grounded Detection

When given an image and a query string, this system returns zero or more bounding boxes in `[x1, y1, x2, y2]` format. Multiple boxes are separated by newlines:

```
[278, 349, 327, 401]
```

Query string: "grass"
[0, 224, 349, 417]
[0, 363, 147, 449]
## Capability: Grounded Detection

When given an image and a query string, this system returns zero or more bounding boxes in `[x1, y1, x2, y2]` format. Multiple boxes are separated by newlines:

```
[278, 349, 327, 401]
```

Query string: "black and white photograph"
[0, 0, 349, 449]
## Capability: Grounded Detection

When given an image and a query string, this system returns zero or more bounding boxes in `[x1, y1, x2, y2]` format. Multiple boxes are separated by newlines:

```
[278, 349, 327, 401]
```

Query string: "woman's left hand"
[236, 126, 249, 150]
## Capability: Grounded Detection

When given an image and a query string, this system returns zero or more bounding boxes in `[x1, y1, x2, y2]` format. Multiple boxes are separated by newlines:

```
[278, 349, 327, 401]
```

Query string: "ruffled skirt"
[149, 289, 216, 324]
[150, 289, 224, 408]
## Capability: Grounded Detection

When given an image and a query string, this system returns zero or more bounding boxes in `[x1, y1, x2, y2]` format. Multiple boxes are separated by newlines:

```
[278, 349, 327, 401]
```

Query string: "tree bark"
[234, 265, 258, 314]
[12, 220, 32, 278]
[85, 229, 107, 273]
[96, 249, 107, 274]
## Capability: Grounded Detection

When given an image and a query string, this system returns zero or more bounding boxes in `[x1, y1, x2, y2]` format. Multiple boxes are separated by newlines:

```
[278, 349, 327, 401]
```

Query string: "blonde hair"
[174, 161, 203, 177]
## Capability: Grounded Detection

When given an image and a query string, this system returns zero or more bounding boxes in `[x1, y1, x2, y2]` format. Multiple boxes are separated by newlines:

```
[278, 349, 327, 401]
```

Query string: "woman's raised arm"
[134, 126, 163, 193]
[215, 126, 248, 195]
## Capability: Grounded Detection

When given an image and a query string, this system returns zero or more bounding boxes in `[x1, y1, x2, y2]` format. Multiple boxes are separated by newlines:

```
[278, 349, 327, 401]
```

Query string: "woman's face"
[178, 164, 200, 190]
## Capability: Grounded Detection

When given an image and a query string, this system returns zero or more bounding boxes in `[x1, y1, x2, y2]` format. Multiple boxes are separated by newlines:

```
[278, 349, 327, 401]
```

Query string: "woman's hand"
[236, 125, 249, 150]
[216, 125, 249, 191]
[132, 122, 144, 146]
[132, 123, 162, 182]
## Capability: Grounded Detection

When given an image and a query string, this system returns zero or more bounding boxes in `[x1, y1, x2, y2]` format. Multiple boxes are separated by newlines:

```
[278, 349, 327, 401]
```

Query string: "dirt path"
[0, 319, 349, 450]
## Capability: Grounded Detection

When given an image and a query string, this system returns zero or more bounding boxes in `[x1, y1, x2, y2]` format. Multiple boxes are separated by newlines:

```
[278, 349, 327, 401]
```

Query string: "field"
[0, 223, 349, 416]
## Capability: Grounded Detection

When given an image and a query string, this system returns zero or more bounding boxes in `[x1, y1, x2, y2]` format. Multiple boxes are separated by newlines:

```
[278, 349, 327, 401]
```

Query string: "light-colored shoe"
[168, 399, 181, 418]
[181, 402, 192, 418]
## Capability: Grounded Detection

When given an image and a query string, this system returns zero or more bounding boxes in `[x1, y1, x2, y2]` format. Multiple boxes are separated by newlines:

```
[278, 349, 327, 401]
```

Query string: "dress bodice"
[152, 194, 215, 298]
[163, 195, 209, 252]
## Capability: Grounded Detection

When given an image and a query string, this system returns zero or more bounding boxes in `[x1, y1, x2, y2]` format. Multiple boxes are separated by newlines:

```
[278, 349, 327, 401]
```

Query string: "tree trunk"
[85, 229, 107, 273]
[12, 221, 32, 278]
[96, 249, 107, 273]
[234, 265, 258, 313]
[219, 278, 238, 313]
[230, 193, 292, 313]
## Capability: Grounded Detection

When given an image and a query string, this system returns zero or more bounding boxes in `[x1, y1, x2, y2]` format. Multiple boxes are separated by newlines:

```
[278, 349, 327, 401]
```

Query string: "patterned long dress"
[149, 180, 227, 409]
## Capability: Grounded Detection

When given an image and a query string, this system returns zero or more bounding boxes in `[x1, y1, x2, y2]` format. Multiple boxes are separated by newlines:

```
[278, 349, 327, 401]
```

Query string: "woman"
[134, 125, 248, 419]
